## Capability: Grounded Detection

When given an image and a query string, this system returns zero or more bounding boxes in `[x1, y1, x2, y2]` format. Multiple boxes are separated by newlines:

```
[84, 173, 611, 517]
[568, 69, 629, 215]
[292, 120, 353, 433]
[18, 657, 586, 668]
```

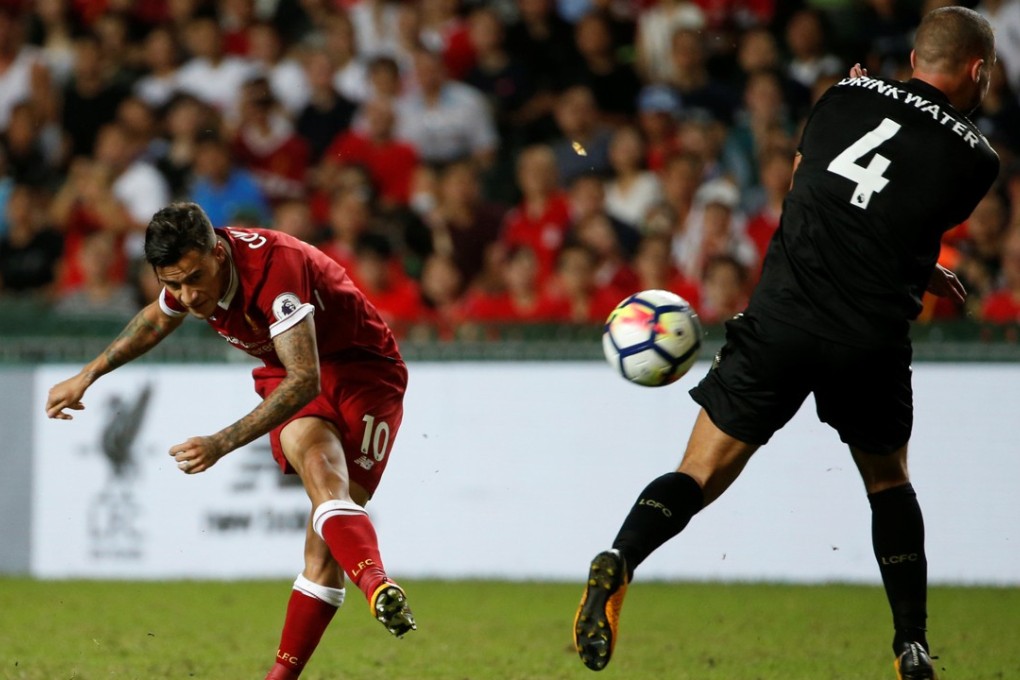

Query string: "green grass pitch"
[0, 578, 1017, 679]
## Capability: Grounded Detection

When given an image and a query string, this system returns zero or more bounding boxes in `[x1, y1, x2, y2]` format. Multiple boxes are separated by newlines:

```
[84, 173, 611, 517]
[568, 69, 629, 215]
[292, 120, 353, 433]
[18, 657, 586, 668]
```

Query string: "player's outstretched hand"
[46, 373, 89, 420]
[849, 63, 867, 78]
[927, 263, 967, 304]
[170, 436, 226, 475]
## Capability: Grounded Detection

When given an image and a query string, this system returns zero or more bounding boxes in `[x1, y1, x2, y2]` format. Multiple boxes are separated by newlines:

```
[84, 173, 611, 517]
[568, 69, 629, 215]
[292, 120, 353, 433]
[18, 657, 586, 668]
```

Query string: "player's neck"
[911, 70, 973, 113]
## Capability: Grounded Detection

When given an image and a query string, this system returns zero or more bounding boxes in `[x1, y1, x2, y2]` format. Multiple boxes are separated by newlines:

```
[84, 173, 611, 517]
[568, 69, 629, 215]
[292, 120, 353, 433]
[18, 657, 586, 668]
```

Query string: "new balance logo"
[638, 498, 672, 517]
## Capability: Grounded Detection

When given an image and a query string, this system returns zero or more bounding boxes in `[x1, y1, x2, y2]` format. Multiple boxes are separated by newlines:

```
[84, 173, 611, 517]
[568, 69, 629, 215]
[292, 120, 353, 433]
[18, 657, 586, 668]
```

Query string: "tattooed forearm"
[212, 318, 320, 454]
[104, 310, 171, 369]
[84, 302, 182, 382]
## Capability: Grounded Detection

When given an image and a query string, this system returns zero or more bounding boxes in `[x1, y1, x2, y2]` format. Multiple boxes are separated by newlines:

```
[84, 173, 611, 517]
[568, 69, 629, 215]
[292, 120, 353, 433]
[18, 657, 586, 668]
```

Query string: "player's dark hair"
[914, 7, 995, 71]
[144, 202, 217, 267]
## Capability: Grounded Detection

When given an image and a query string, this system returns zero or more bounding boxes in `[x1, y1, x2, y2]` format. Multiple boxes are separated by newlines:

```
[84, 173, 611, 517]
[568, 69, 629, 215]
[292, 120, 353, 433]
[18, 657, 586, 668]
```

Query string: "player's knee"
[852, 445, 910, 493]
[291, 444, 347, 493]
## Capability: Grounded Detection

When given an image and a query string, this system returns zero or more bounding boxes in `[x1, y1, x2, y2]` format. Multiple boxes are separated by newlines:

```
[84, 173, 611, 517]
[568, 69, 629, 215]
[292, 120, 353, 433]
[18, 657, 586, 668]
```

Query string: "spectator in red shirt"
[696, 253, 749, 324]
[49, 157, 130, 294]
[320, 98, 417, 209]
[539, 242, 621, 324]
[501, 144, 572, 286]
[419, 0, 476, 81]
[463, 245, 554, 323]
[319, 188, 374, 276]
[981, 229, 1020, 323]
[353, 233, 425, 333]
[54, 230, 138, 318]
[573, 212, 640, 300]
[631, 233, 700, 307]
[954, 190, 1008, 305]
[416, 252, 466, 337]
[232, 76, 311, 206]
[220, 0, 257, 57]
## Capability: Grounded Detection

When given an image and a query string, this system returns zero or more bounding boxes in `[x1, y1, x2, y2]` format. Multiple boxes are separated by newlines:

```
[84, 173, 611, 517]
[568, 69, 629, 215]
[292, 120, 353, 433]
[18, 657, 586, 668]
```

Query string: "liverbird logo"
[100, 384, 153, 479]
[88, 383, 153, 560]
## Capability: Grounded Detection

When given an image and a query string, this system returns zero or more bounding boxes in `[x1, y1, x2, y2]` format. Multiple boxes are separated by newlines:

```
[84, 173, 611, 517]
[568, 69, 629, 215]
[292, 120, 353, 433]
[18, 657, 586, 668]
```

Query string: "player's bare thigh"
[676, 409, 760, 506]
[280, 416, 371, 507]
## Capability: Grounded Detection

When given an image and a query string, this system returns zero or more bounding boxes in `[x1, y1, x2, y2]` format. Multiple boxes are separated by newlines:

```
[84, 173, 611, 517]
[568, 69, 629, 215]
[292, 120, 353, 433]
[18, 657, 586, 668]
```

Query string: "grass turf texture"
[1, 579, 1017, 679]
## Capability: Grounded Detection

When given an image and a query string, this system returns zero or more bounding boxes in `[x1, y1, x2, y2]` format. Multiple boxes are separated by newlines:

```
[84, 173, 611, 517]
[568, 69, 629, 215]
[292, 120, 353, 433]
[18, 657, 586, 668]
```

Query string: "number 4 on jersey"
[827, 118, 902, 209]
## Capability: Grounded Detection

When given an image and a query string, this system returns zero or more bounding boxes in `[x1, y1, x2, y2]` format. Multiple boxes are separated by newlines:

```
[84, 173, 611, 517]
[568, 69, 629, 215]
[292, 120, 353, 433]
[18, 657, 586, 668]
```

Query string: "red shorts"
[252, 357, 408, 497]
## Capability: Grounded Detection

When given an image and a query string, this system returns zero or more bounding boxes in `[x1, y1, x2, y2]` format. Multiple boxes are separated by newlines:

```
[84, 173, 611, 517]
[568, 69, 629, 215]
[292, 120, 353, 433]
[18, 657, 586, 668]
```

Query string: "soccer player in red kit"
[45, 202, 416, 679]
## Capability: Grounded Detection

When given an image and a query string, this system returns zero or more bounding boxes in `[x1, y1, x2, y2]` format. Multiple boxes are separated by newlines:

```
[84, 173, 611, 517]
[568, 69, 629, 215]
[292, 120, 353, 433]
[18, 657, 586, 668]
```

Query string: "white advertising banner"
[33, 366, 308, 579]
[31, 362, 1020, 584]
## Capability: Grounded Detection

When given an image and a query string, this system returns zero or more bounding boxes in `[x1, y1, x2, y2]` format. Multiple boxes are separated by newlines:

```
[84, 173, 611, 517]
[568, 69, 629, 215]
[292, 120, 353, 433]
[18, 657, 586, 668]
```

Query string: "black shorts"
[689, 313, 913, 454]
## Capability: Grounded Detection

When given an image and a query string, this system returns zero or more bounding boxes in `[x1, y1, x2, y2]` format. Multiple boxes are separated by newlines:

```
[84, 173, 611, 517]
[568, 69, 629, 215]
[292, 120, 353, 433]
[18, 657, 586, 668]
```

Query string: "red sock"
[264, 575, 345, 680]
[313, 500, 389, 598]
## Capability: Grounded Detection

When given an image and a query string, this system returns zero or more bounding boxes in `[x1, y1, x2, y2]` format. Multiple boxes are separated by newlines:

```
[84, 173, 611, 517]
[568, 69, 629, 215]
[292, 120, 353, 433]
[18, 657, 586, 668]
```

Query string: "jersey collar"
[217, 236, 239, 310]
[906, 78, 952, 108]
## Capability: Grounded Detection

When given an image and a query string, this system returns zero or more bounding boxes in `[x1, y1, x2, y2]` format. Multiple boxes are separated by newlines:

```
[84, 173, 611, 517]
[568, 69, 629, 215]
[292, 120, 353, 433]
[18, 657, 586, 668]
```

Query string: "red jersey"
[461, 290, 556, 323]
[323, 131, 418, 206]
[501, 193, 572, 284]
[981, 291, 1020, 323]
[159, 228, 401, 367]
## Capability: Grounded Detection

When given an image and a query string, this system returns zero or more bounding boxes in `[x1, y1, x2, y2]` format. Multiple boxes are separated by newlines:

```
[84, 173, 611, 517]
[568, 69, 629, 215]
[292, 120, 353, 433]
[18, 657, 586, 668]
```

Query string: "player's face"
[155, 243, 229, 319]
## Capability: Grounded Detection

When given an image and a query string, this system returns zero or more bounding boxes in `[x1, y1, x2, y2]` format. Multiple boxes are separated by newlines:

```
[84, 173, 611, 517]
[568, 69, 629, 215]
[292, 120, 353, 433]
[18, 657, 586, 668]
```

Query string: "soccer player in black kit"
[573, 7, 998, 679]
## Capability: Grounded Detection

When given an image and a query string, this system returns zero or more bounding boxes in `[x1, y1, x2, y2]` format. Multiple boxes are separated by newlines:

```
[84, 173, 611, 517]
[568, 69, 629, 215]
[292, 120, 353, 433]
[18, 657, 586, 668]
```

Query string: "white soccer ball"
[602, 289, 703, 387]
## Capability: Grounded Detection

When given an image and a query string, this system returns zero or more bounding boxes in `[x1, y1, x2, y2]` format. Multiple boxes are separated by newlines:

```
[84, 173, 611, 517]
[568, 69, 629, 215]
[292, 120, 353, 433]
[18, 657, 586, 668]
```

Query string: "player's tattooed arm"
[98, 302, 184, 376]
[210, 316, 321, 455]
[46, 301, 183, 419]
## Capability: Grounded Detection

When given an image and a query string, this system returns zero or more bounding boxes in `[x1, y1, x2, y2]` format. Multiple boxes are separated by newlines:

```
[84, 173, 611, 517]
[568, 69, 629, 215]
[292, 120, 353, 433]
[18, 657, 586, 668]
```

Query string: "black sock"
[869, 483, 929, 654]
[612, 472, 705, 580]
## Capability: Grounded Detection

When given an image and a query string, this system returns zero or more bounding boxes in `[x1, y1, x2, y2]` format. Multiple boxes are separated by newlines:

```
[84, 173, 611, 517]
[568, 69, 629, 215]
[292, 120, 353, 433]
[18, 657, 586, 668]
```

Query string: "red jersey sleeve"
[159, 287, 187, 317]
[253, 246, 317, 338]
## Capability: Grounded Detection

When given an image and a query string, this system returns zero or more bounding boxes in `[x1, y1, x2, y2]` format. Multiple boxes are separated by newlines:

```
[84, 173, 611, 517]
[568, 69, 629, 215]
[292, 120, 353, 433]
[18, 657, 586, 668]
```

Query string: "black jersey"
[749, 76, 999, 346]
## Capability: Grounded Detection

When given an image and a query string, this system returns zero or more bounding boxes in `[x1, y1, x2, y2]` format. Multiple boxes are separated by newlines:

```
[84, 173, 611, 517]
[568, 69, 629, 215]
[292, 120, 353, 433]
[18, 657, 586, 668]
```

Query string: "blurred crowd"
[1, 0, 1020, 339]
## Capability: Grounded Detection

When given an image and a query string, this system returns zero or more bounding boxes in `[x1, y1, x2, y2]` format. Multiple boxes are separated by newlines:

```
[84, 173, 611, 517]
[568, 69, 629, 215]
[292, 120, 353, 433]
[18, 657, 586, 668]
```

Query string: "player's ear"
[909, 49, 916, 70]
[970, 58, 985, 84]
[212, 240, 227, 263]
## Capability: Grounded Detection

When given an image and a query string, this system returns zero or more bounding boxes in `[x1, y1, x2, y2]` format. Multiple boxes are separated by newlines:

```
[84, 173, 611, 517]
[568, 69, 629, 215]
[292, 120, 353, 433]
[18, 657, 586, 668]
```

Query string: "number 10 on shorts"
[361, 414, 391, 462]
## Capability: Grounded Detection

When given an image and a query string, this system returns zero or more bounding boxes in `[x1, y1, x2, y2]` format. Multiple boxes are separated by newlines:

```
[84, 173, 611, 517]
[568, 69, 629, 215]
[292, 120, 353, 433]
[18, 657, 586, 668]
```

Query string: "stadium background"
[0, 0, 1015, 587]
[0, 1, 1018, 677]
